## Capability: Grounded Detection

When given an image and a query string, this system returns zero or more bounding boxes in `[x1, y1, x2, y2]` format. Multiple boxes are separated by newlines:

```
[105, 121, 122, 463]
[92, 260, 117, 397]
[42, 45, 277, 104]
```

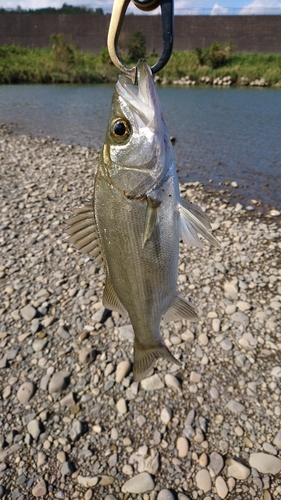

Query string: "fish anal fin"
[163, 293, 199, 323]
[103, 275, 128, 319]
[142, 194, 161, 248]
[133, 338, 180, 382]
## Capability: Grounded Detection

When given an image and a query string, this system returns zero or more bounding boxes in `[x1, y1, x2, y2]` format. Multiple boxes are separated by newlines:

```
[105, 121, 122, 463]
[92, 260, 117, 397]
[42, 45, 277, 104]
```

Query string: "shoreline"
[2, 122, 280, 220]
[1, 125, 281, 499]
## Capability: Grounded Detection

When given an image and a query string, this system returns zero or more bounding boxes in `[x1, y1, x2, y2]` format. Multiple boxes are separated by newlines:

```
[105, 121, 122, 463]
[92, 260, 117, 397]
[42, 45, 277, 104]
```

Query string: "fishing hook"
[107, 0, 174, 83]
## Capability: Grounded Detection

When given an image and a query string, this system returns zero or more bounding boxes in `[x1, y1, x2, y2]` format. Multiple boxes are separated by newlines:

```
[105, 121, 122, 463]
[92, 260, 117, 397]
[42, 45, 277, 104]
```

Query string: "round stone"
[116, 360, 131, 383]
[249, 453, 281, 474]
[27, 419, 41, 440]
[122, 472, 155, 493]
[164, 374, 181, 392]
[215, 476, 228, 499]
[31, 479, 47, 497]
[195, 468, 211, 493]
[17, 381, 36, 404]
[116, 397, 127, 414]
[157, 489, 175, 500]
[160, 407, 172, 424]
[176, 436, 189, 458]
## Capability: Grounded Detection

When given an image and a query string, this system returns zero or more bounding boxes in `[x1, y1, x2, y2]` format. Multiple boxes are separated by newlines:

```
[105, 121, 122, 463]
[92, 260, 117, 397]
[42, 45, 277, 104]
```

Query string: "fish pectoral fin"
[65, 203, 104, 267]
[103, 275, 128, 318]
[179, 197, 221, 248]
[133, 338, 181, 382]
[142, 194, 161, 247]
[163, 293, 199, 323]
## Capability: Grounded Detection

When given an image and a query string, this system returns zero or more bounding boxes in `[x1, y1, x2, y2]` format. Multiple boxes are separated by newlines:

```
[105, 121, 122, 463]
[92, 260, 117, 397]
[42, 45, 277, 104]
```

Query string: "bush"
[50, 34, 78, 64]
[128, 30, 146, 62]
[196, 42, 233, 69]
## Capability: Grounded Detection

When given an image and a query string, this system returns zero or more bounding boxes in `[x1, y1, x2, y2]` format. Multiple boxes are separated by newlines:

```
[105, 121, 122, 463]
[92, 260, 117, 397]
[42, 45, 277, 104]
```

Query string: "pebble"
[122, 472, 155, 493]
[31, 479, 47, 497]
[69, 419, 83, 441]
[27, 419, 41, 440]
[20, 304, 36, 321]
[273, 430, 281, 449]
[79, 347, 96, 365]
[215, 476, 228, 499]
[176, 436, 189, 458]
[37, 451, 47, 467]
[32, 338, 48, 352]
[60, 391, 76, 407]
[195, 468, 211, 493]
[164, 374, 181, 392]
[249, 453, 281, 474]
[116, 397, 127, 414]
[141, 374, 164, 391]
[226, 458, 250, 479]
[157, 490, 175, 500]
[160, 407, 172, 424]
[226, 400, 245, 413]
[17, 381, 36, 404]
[77, 475, 99, 487]
[212, 318, 221, 332]
[61, 461, 74, 475]
[48, 371, 70, 394]
[115, 360, 131, 383]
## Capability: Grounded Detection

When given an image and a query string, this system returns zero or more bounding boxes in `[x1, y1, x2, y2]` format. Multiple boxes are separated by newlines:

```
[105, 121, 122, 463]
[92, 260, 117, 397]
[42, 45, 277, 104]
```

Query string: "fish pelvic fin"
[163, 293, 199, 323]
[103, 274, 128, 319]
[65, 203, 104, 267]
[133, 338, 181, 382]
[179, 197, 221, 249]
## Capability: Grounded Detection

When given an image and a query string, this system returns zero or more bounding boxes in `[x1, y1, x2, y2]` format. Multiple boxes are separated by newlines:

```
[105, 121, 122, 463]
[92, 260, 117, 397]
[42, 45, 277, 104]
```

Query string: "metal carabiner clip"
[107, 0, 174, 83]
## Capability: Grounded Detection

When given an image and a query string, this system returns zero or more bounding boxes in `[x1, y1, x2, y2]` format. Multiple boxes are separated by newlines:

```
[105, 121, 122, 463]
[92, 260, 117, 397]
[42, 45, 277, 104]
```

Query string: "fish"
[66, 59, 220, 382]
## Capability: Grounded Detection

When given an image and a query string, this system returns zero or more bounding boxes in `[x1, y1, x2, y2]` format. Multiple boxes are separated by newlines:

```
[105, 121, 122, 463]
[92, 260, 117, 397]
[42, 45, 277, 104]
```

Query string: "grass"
[1, 39, 281, 86]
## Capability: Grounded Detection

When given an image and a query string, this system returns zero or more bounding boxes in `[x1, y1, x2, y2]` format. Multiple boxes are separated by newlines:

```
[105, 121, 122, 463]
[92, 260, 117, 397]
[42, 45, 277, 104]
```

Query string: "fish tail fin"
[133, 338, 181, 382]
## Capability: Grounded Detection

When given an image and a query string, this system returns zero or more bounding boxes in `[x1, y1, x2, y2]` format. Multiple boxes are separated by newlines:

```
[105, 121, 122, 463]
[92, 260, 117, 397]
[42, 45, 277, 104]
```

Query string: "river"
[0, 84, 280, 209]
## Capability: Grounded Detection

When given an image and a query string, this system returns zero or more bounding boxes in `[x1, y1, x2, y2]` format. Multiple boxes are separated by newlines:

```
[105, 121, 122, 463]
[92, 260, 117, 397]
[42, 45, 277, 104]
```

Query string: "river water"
[1, 84, 280, 209]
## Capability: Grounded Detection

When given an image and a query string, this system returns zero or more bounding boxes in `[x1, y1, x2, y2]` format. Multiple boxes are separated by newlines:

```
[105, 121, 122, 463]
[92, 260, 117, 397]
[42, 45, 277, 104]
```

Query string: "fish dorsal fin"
[179, 197, 220, 248]
[65, 203, 104, 267]
[103, 274, 128, 318]
[163, 293, 199, 323]
[133, 338, 181, 382]
[142, 194, 161, 248]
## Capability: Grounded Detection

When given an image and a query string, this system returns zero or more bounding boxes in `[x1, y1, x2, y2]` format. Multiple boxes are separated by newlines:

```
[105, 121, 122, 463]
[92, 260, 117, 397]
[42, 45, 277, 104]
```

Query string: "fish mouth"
[116, 59, 161, 128]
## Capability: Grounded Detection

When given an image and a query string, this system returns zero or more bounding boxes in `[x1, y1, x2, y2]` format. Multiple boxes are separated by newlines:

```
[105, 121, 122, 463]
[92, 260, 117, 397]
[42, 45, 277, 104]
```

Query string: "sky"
[1, 0, 281, 15]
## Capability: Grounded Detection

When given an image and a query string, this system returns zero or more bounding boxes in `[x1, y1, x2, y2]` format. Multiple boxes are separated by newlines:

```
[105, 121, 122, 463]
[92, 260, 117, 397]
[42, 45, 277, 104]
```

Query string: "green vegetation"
[0, 37, 280, 86]
[0, 3, 104, 15]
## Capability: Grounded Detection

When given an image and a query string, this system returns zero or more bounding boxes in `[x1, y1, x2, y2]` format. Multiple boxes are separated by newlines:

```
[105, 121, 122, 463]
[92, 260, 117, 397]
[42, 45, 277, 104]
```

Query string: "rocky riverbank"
[0, 125, 281, 500]
[155, 75, 281, 88]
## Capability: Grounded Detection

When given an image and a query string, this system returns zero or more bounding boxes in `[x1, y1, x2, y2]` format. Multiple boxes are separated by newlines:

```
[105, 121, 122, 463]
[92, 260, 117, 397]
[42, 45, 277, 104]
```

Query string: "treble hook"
[107, 0, 174, 83]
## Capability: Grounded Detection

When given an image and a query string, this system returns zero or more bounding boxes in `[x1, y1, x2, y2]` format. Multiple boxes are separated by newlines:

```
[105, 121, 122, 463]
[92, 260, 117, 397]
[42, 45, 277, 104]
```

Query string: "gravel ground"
[0, 123, 281, 500]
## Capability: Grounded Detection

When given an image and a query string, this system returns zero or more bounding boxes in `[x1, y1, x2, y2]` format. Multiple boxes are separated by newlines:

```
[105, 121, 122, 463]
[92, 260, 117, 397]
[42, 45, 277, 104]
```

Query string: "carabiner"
[107, 0, 174, 83]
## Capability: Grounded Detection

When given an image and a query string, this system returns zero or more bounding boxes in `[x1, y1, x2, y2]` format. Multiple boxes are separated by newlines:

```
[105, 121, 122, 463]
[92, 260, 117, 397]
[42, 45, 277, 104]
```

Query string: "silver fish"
[66, 59, 219, 381]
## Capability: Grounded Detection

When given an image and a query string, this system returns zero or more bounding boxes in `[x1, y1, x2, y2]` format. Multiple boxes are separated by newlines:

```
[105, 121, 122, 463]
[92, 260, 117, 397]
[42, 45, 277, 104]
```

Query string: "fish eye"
[110, 119, 131, 143]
